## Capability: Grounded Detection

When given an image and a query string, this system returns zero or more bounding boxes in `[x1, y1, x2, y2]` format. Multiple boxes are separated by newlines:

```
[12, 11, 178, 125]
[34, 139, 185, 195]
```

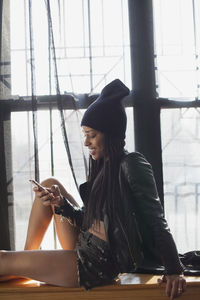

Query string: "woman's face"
[82, 126, 104, 160]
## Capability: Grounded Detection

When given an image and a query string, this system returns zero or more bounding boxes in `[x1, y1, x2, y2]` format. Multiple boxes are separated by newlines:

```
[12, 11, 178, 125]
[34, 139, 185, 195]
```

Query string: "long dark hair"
[83, 134, 125, 229]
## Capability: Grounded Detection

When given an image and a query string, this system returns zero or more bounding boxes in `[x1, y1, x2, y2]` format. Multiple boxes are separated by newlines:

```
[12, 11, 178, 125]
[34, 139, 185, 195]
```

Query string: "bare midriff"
[88, 220, 107, 241]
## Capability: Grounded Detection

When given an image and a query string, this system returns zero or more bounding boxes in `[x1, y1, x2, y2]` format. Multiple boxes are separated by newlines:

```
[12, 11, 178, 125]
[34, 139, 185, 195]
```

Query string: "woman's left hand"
[157, 274, 186, 299]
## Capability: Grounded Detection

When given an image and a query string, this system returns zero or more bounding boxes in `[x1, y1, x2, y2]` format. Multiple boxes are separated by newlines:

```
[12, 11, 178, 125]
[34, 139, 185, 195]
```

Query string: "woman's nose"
[84, 137, 90, 147]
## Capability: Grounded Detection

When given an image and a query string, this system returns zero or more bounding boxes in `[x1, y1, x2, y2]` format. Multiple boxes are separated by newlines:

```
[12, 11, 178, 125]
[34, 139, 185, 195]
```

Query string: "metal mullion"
[2, 94, 200, 113]
[120, 0, 126, 83]
[87, 0, 93, 92]
[23, 0, 29, 96]
[192, 0, 200, 100]
[158, 98, 200, 109]
[128, 0, 171, 207]
[3, 87, 200, 113]
[0, 0, 3, 59]
[82, 0, 86, 58]
[101, 0, 105, 57]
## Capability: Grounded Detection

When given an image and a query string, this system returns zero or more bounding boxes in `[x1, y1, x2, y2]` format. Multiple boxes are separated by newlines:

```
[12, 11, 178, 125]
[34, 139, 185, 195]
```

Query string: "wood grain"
[0, 274, 200, 300]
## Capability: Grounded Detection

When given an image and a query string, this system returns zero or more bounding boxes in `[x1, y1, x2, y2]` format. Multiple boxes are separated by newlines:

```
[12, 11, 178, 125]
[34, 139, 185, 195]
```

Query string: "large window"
[153, 0, 200, 253]
[161, 108, 200, 253]
[7, 0, 200, 254]
[9, 0, 133, 250]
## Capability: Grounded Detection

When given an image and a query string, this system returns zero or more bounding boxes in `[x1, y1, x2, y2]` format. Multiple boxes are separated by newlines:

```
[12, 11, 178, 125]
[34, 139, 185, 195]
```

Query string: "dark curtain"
[0, 0, 2, 58]
[0, 109, 11, 250]
[0, 0, 13, 250]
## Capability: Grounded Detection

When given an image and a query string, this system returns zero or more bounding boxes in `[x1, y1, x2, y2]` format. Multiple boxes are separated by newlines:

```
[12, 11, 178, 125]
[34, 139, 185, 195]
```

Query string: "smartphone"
[29, 179, 46, 191]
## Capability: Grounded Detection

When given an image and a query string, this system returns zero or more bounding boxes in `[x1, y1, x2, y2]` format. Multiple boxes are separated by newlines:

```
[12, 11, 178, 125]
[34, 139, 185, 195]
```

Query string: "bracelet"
[59, 214, 75, 226]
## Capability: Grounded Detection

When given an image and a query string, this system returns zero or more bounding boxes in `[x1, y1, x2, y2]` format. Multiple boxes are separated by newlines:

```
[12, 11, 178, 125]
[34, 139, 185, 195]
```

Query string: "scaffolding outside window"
[10, 0, 131, 96]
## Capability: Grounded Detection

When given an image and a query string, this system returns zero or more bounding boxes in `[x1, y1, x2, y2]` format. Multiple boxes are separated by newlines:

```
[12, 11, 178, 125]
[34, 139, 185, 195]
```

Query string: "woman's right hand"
[33, 184, 65, 207]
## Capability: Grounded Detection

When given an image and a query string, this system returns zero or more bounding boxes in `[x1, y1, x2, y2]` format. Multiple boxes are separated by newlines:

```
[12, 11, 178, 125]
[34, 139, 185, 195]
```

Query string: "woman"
[0, 79, 186, 298]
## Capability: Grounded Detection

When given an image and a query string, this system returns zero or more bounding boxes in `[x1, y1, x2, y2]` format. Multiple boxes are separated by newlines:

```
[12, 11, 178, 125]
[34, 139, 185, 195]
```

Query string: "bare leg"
[24, 178, 80, 251]
[0, 250, 79, 287]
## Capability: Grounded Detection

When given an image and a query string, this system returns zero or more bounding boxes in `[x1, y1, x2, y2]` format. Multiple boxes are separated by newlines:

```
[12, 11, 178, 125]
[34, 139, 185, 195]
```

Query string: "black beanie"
[81, 79, 130, 139]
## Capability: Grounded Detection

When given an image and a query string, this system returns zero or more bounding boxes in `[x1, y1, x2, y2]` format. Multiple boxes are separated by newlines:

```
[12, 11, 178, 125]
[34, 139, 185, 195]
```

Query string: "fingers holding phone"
[29, 179, 46, 192]
[29, 179, 64, 207]
[39, 189, 55, 206]
[29, 179, 55, 206]
[49, 184, 65, 206]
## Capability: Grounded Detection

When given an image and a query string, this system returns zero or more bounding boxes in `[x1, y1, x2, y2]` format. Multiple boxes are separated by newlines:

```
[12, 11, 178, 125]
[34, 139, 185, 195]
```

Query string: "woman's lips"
[89, 149, 96, 156]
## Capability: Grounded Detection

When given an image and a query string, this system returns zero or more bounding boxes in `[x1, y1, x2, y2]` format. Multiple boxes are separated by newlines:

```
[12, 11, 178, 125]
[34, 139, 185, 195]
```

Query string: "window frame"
[1, 0, 200, 250]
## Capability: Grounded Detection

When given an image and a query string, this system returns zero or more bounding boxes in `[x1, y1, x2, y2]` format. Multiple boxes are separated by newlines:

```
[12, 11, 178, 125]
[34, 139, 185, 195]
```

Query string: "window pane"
[161, 108, 200, 253]
[153, 0, 200, 100]
[11, 108, 134, 250]
[10, 0, 131, 96]
[11, 110, 84, 250]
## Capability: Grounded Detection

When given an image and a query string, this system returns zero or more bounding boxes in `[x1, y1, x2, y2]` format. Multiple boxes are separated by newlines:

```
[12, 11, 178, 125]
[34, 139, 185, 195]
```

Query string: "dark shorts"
[76, 231, 119, 290]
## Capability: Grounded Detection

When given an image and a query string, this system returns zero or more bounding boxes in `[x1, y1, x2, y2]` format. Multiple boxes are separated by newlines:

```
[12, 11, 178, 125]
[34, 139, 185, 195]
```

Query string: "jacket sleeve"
[121, 152, 184, 275]
[54, 197, 84, 228]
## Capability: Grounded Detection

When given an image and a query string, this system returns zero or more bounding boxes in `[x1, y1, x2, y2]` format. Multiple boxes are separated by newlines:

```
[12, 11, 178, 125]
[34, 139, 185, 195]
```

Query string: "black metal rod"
[0, 109, 11, 250]
[1, 94, 200, 112]
[128, 0, 156, 98]
[128, 0, 164, 206]
[0, 0, 3, 60]
[87, 0, 93, 91]
[0, 92, 135, 112]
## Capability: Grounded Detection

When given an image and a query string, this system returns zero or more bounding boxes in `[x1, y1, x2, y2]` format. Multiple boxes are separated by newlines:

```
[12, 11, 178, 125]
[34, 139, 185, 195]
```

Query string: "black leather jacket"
[55, 152, 184, 275]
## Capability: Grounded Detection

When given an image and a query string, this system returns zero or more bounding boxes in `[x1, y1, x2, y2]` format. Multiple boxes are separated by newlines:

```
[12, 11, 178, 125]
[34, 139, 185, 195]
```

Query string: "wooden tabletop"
[0, 274, 200, 300]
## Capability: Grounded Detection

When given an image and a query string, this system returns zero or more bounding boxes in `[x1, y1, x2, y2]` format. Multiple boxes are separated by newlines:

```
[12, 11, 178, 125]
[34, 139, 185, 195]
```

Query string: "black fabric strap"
[28, 0, 40, 182]
[45, 0, 79, 189]
[54, 196, 84, 228]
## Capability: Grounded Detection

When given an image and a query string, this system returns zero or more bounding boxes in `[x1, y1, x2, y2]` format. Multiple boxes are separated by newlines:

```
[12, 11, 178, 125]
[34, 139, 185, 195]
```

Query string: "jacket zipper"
[117, 215, 137, 269]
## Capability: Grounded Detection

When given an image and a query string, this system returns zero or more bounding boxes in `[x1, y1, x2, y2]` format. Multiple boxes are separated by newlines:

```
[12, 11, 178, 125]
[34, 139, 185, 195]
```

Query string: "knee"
[0, 250, 6, 272]
[40, 178, 70, 202]
[40, 177, 61, 188]
[0, 250, 6, 258]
